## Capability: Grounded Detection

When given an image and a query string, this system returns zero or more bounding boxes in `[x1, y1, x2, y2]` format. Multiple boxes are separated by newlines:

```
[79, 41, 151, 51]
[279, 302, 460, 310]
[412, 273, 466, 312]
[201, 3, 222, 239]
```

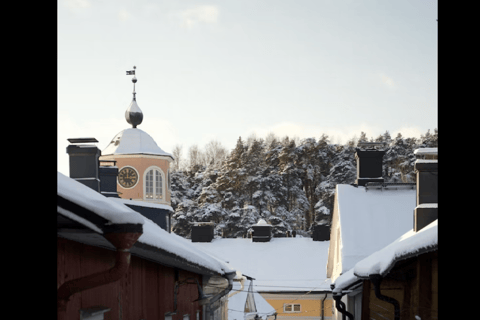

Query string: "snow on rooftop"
[336, 184, 416, 275]
[102, 128, 173, 158]
[414, 148, 438, 155]
[58, 171, 145, 225]
[415, 159, 437, 164]
[139, 217, 235, 275]
[110, 197, 174, 212]
[228, 279, 276, 320]
[191, 238, 331, 292]
[254, 219, 272, 227]
[331, 268, 358, 294]
[58, 171, 233, 275]
[354, 219, 437, 278]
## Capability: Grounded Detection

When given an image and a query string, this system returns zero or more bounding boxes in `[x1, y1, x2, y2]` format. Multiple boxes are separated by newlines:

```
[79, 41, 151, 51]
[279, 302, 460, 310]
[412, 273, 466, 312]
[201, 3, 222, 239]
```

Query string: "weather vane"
[126, 66, 137, 100]
[124, 66, 143, 128]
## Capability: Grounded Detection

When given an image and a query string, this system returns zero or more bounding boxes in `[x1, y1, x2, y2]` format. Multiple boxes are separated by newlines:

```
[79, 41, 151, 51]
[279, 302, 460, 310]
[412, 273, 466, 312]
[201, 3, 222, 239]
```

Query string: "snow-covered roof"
[191, 238, 331, 292]
[110, 197, 174, 212]
[332, 219, 438, 292]
[414, 148, 438, 155]
[57, 172, 234, 276]
[335, 184, 416, 275]
[102, 128, 173, 159]
[228, 279, 276, 320]
[354, 219, 437, 278]
[58, 171, 145, 226]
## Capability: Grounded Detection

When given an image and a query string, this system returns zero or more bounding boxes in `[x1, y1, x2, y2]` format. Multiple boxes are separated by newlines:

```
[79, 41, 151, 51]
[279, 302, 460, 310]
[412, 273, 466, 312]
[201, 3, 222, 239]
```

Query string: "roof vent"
[312, 224, 330, 241]
[252, 219, 273, 242]
[191, 222, 215, 242]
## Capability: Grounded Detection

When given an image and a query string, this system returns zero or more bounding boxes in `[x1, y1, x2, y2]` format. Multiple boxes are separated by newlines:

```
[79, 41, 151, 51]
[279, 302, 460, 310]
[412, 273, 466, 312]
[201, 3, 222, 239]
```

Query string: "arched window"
[144, 166, 164, 200]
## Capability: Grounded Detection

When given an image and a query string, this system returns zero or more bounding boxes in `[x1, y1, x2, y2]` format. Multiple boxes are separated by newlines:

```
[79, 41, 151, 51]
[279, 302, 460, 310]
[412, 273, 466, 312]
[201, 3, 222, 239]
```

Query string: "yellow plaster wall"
[263, 298, 333, 319]
[99, 155, 171, 204]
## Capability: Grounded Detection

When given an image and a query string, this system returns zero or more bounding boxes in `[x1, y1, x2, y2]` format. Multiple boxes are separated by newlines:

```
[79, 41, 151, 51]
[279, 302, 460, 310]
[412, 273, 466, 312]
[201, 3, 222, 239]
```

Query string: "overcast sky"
[58, 0, 437, 175]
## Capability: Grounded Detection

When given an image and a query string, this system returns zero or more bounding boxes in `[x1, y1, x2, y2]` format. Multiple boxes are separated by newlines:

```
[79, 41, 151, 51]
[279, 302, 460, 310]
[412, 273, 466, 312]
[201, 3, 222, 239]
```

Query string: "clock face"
[118, 167, 138, 188]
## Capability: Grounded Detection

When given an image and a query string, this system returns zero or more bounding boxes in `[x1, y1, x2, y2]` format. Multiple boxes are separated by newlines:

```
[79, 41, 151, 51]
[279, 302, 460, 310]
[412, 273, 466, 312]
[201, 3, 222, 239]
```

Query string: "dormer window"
[145, 166, 164, 200]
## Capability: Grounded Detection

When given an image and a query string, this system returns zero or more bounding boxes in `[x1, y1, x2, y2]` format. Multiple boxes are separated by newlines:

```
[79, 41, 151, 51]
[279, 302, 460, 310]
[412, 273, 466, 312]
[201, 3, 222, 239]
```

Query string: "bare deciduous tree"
[172, 144, 183, 172]
[204, 140, 228, 169]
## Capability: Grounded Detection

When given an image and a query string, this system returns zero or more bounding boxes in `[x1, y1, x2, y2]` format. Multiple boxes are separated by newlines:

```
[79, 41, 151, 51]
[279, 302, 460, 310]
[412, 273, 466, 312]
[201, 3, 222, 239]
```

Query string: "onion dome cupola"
[125, 66, 143, 128]
[102, 66, 174, 159]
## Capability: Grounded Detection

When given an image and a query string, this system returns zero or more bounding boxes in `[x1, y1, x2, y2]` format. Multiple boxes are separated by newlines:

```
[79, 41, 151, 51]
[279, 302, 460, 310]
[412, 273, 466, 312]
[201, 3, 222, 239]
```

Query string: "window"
[145, 166, 164, 200]
[284, 304, 301, 313]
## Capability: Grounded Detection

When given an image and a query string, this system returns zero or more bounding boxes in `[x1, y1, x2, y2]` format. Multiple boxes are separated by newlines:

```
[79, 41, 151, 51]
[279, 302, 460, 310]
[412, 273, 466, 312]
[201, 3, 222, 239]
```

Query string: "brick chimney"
[66, 138, 101, 192]
[413, 148, 438, 231]
[355, 142, 386, 186]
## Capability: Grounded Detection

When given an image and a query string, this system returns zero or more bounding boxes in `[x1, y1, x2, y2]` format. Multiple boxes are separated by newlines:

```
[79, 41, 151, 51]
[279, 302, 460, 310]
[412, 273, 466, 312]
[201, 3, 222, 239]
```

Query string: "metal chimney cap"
[67, 137, 98, 143]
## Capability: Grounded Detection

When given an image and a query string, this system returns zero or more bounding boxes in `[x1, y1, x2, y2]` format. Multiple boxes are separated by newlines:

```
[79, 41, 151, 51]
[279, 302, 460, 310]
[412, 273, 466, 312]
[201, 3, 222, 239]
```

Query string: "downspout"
[331, 284, 354, 320]
[205, 271, 237, 320]
[332, 293, 354, 320]
[369, 274, 400, 320]
[321, 293, 327, 320]
[57, 226, 142, 320]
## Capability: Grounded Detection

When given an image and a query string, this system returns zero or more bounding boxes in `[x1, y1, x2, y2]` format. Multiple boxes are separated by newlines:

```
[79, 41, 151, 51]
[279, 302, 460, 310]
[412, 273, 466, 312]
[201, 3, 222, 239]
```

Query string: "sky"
[58, 0, 437, 175]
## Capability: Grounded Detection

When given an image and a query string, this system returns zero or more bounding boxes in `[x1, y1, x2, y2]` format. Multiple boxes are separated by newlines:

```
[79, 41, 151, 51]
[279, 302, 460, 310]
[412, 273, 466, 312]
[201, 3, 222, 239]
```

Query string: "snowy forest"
[170, 129, 438, 239]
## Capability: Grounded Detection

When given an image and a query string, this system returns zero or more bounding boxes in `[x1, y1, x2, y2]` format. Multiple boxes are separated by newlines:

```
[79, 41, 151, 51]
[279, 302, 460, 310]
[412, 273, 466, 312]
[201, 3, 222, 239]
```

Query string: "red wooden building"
[57, 172, 236, 320]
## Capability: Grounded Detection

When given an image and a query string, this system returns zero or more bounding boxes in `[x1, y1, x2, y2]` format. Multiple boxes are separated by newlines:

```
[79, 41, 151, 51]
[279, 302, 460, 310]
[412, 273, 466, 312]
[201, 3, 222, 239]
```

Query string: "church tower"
[99, 67, 174, 206]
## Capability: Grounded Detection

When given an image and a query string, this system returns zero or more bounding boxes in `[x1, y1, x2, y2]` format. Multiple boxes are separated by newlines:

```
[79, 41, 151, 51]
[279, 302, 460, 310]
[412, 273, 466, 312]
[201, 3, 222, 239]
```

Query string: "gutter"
[369, 274, 400, 320]
[57, 224, 142, 320]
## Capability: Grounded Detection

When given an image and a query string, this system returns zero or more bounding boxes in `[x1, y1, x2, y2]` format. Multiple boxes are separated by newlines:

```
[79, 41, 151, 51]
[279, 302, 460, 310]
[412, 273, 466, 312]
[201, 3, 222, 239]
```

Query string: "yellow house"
[191, 224, 333, 320]
[260, 292, 333, 320]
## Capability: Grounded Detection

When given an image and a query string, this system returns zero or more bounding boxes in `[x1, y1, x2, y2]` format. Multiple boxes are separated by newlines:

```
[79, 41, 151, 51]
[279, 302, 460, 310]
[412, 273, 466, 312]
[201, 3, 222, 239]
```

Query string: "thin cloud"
[63, 0, 91, 12]
[179, 5, 219, 28]
[380, 74, 395, 87]
[118, 8, 131, 21]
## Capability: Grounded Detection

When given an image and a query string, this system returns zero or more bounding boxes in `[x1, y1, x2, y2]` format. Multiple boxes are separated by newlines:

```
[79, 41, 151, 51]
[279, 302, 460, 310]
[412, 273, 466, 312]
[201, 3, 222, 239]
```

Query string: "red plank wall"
[58, 237, 203, 320]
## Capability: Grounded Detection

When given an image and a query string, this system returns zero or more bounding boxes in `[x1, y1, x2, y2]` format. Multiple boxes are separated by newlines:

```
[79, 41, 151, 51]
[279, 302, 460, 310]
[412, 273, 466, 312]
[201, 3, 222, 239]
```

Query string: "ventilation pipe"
[57, 225, 142, 320]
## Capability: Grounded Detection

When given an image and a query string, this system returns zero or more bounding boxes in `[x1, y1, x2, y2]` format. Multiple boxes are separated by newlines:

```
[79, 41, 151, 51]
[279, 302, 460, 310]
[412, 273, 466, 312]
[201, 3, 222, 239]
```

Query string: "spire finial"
[125, 66, 143, 128]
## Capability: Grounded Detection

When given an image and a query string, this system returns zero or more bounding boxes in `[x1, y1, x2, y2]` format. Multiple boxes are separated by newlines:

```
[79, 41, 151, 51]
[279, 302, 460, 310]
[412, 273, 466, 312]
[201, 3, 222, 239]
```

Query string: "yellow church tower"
[99, 67, 174, 207]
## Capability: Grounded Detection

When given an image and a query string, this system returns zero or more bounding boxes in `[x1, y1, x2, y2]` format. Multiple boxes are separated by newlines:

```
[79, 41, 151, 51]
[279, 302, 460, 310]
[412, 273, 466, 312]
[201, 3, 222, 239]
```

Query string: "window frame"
[143, 166, 165, 201]
[283, 303, 301, 313]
